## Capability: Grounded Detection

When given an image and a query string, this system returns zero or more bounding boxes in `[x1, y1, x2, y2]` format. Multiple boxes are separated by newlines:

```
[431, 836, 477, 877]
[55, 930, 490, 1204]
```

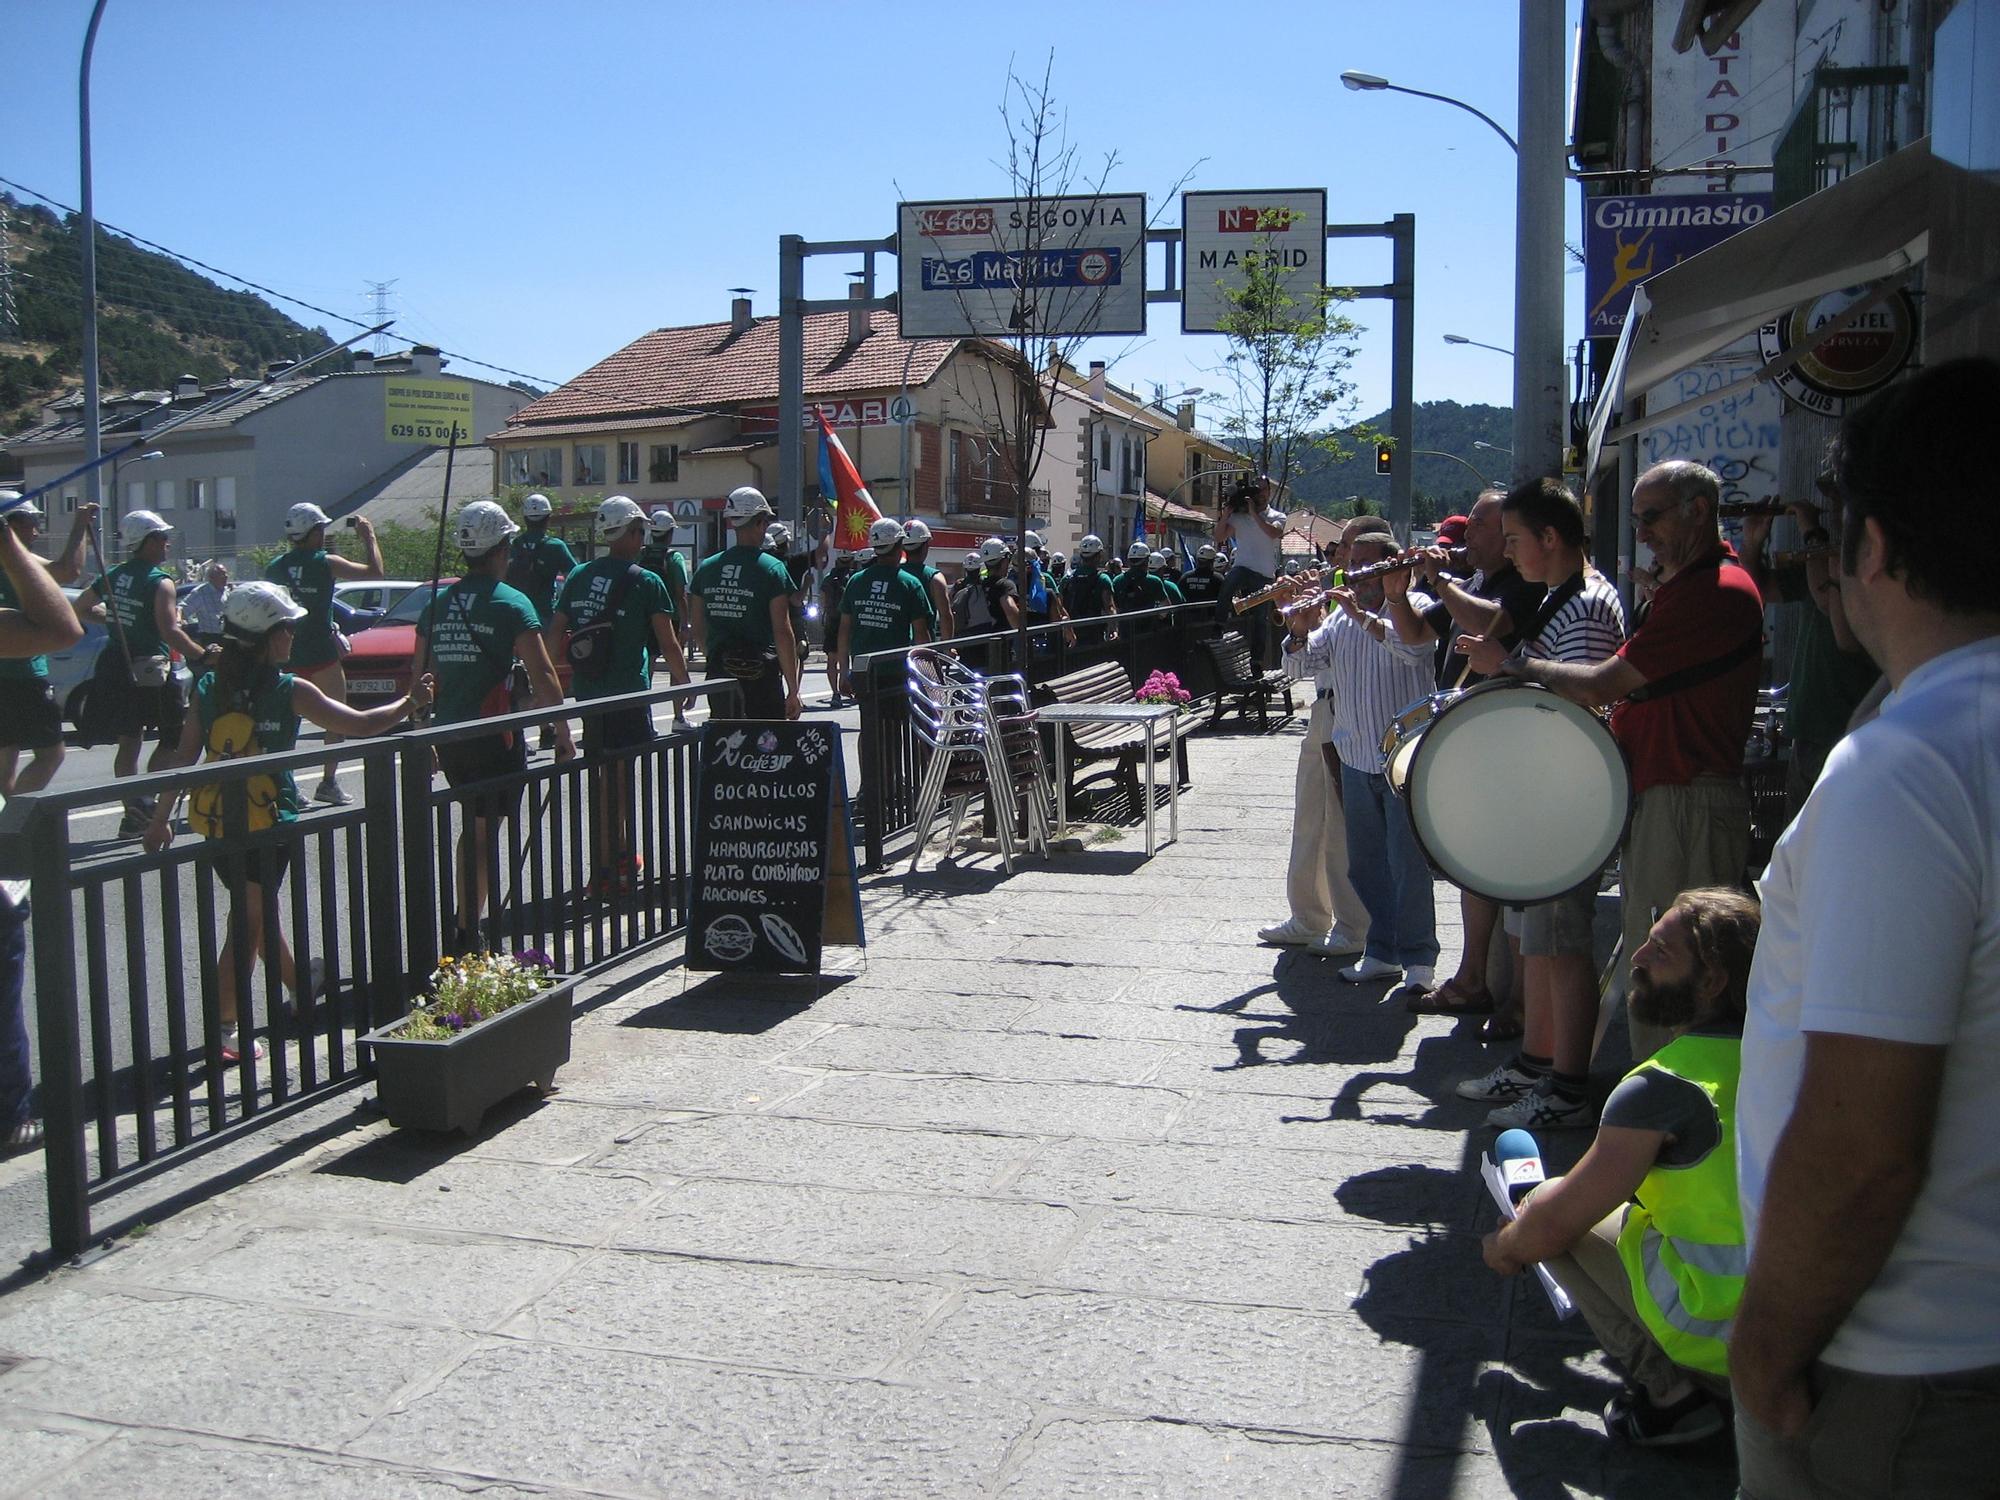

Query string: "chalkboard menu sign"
[687, 720, 859, 975]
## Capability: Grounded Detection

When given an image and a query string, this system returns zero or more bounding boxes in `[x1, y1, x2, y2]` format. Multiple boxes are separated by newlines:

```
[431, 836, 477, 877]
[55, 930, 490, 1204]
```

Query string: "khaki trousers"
[1620, 776, 1750, 1061]
[1287, 696, 1369, 939]
[1541, 1207, 1730, 1406]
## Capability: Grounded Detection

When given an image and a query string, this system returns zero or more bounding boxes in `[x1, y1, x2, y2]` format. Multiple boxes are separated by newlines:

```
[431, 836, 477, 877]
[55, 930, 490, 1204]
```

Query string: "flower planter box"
[362, 976, 575, 1135]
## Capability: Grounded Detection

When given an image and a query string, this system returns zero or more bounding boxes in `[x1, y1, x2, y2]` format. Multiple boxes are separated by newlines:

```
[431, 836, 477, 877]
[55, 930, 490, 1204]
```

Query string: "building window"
[1098, 427, 1112, 470]
[155, 478, 177, 511]
[186, 478, 208, 512]
[617, 441, 640, 484]
[505, 447, 563, 486]
[216, 477, 237, 535]
[648, 444, 679, 483]
[125, 481, 146, 515]
[63, 491, 78, 514]
[574, 445, 606, 487]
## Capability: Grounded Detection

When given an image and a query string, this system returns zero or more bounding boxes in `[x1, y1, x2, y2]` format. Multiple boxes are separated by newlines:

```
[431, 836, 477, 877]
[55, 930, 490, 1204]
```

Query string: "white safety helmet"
[1076, 534, 1105, 561]
[1196, 542, 1218, 562]
[902, 518, 932, 548]
[594, 495, 646, 543]
[283, 502, 332, 541]
[222, 580, 307, 641]
[867, 517, 905, 554]
[1126, 539, 1151, 562]
[1149, 547, 1172, 570]
[1, 490, 44, 525]
[647, 507, 675, 538]
[521, 492, 554, 520]
[455, 499, 519, 558]
[1050, 550, 1066, 564]
[963, 551, 980, 571]
[724, 485, 775, 522]
[978, 536, 1013, 566]
[764, 520, 792, 554]
[120, 509, 174, 549]
[1023, 529, 1044, 553]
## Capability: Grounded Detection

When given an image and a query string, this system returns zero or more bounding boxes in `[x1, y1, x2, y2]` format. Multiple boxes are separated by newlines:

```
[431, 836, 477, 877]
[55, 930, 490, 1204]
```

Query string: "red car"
[339, 580, 579, 706]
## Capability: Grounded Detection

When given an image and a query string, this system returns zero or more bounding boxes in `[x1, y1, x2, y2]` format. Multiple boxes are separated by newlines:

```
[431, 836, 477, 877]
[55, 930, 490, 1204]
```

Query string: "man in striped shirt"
[1290, 517, 1440, 991]
[1451, 479, 1629, 1130]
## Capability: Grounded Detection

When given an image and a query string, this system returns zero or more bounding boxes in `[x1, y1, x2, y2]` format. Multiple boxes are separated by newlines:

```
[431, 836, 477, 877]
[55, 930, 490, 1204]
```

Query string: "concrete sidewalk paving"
[0, 723, 1738, 1497]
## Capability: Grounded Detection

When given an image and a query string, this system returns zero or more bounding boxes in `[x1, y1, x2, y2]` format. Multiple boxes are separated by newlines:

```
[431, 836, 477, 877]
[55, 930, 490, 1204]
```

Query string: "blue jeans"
[1339, 763, 1438, 969]
[0, 898, 31, 1128]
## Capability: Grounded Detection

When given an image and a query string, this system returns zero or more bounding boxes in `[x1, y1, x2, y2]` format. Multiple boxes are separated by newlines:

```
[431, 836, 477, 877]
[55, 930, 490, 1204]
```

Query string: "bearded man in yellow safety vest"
[1482, 886, 1760, 1448]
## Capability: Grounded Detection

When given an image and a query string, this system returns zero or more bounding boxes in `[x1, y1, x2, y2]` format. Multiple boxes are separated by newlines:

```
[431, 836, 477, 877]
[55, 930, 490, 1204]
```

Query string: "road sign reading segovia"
[897, 194, 1147, 338]
[1180, 189, 1328, 335]
[384, 376, 475, 445]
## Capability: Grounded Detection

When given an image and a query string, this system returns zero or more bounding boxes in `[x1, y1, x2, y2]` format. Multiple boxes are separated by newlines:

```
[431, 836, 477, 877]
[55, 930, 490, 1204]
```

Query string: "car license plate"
[347, 678, 397, 695]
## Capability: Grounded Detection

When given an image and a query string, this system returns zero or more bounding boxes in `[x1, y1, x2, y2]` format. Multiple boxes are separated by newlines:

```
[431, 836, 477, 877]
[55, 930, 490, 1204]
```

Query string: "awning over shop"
[1586, 138, 1944, 475]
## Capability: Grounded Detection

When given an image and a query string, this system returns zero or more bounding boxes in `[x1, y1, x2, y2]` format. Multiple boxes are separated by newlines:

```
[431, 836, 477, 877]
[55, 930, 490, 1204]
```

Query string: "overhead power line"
[0, 174, 561, 389]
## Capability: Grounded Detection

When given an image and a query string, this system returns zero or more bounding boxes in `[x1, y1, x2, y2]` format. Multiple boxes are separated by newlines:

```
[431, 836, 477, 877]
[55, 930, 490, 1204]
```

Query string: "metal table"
[1037, 702, 1183, 856]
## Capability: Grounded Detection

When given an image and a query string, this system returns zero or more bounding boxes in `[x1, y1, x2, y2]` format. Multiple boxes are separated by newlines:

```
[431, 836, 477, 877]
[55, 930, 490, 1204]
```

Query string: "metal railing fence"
[0, 677, 739, 1258]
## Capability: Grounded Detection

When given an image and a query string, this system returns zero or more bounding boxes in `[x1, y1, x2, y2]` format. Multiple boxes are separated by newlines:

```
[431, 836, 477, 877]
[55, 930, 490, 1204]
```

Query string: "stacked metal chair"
[905, 647, 1054, 874]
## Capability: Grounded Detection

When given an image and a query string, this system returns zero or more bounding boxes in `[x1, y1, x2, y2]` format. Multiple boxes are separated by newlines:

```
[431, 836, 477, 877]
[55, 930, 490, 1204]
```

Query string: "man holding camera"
[1216, 474, 1286, 667]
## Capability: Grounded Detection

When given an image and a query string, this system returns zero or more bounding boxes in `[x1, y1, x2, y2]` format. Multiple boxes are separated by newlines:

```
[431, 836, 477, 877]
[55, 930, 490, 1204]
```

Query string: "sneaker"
[1603, 1384, 1728, 1447]
[1399, 964, 1437, 993]
[1487, 1084, 1595, 1131]
[220, 1027, 268, 1063]
[313, 779, 353, 807]
[1455, 1061, 1543, 1103]
[118, 810, 148, 838]
[1306, 926, 1366, 958]
[1337, 955, 1403, 983]
[1258, 917, 1321, 947]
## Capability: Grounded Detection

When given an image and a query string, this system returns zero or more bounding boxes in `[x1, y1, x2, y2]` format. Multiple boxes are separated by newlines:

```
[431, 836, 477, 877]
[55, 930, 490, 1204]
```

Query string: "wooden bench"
[1200, 630, 1295, 732]
[1033, 661, 1190, 812]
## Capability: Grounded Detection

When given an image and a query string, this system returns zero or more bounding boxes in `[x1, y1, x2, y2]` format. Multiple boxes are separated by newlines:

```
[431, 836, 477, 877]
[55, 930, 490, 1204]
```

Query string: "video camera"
[1224, 474, 1265, 514]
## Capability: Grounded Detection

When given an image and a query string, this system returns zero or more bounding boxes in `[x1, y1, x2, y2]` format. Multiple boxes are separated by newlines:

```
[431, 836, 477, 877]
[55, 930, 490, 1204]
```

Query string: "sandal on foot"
[3, 1119, 44, 1154]
[1404, 977, 1496, 1017]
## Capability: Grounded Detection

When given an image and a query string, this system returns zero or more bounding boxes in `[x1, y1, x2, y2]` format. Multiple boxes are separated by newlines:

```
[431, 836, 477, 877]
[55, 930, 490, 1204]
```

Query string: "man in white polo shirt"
[1730, 358, 2000, 1495]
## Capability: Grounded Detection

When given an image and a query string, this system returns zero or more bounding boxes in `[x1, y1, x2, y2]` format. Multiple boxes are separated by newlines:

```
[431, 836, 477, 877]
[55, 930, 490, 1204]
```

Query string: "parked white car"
[332, 579, 426, 617]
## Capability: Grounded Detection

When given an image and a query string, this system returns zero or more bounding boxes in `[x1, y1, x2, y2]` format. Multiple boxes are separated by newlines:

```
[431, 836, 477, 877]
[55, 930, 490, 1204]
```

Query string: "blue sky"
[4, 0, 1582, 421]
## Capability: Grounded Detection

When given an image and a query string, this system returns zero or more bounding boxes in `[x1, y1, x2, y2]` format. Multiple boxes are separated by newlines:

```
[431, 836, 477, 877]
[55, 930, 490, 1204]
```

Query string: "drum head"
[1402, 682, 1630, 905]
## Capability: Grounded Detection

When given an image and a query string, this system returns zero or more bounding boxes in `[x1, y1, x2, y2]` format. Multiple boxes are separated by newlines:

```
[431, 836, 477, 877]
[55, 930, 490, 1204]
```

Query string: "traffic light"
[1374, 444, 1393, 477]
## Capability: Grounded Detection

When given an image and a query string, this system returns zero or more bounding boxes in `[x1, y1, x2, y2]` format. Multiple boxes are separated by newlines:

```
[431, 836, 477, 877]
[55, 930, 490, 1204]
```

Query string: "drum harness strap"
[1622, 554, 1763, 705]
[1501, 573, 1585, 674]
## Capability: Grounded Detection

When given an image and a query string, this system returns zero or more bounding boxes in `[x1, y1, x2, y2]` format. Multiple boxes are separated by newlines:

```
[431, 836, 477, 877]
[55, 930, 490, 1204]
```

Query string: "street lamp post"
[1413, 449, 1496, 489]
[1342, 40, 1567, 485]
[1473, 439, 1514, 458]
[1444, 333, 1517, 358]
[78, 0, 112, 510]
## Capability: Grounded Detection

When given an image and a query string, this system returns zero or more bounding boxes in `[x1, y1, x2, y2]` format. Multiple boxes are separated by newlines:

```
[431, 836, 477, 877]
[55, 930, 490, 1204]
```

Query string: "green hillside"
[0, 193, 343, 434]
[1291, 400, 1514, 521]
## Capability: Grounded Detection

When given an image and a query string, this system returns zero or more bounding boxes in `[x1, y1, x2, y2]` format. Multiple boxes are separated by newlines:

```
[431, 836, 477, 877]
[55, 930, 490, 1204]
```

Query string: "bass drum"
[1382, 678, 1630, 906]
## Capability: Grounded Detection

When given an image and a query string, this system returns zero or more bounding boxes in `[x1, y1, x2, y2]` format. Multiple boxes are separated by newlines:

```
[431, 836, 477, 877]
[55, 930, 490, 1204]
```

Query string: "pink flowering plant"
[394, 949, 558, 1041]
[1136, 670, 1192, 706]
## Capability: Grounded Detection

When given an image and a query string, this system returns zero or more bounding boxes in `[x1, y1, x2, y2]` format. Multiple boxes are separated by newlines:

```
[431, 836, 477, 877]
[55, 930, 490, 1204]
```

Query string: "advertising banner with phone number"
[384, 377, 475, 445]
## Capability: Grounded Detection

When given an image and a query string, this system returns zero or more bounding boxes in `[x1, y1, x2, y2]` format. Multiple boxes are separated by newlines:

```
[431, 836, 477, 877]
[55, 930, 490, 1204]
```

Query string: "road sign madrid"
[897, 195, 1147, 338]
[384, 376, 475, 445]
[1180, 189, 1328, 335]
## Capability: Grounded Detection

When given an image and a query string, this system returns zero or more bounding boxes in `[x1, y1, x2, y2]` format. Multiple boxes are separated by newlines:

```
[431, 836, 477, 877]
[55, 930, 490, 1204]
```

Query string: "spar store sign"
[739, 399, 899, 432]
[897, 194, 1147, 339]
[1180, 189, 1327, 335]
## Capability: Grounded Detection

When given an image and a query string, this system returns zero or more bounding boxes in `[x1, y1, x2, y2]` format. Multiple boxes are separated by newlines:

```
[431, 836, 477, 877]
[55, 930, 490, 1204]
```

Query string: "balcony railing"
[1774, 65, 1909, 210]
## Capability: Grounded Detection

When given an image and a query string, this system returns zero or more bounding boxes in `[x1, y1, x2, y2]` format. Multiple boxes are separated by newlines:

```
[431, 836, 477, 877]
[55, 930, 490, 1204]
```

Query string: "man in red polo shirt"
[1498, 460, 1763, 1062]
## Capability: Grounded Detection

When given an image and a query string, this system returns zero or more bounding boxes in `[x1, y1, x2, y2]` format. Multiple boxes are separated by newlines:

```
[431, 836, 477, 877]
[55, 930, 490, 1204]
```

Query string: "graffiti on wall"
[1642, 360, 1783, 505]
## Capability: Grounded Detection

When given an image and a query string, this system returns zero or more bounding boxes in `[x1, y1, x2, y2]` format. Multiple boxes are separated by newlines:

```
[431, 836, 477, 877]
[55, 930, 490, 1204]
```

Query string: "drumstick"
[1448, 656, 1475, 692]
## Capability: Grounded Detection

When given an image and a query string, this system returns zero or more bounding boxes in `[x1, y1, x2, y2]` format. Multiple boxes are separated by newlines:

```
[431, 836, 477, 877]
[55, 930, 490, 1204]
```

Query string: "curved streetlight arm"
[1380, 82, 1519, 154]
[1414, 450, 1495, 488]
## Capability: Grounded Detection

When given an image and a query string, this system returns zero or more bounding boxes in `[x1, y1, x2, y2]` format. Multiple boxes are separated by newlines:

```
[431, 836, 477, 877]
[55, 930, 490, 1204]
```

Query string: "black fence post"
[362, 750, 407, 1034]
[27, 805, 90, 1257]
[398, 740, 440, 992]
[856, 668, 885, 872]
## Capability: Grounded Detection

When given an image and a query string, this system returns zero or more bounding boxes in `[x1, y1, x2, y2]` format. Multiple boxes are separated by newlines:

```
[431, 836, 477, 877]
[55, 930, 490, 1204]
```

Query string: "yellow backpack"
[187, 703, 283, 838]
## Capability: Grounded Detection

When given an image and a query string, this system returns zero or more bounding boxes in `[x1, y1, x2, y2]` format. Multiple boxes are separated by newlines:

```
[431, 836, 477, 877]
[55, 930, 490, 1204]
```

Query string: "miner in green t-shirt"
[687, 487, 802, 720]
[417, 501, 574, 953]
[553, 497, 691, 895]
[264, 500, 385, 808]
[836, 518, 934, 693]
[1113, 540, 1172, 633]
[505, 493, 579, 623]
[897, 518, 955, 642]
[640, 509, 690, 640]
